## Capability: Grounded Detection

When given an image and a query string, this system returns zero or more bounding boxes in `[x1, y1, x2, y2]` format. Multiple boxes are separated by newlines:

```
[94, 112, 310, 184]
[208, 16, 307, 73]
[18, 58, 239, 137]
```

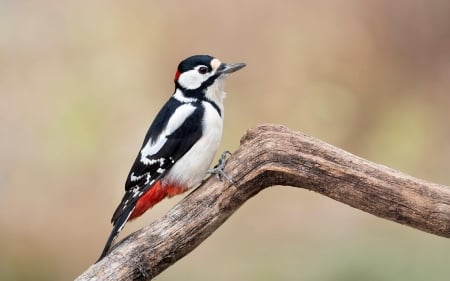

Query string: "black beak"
[217, 62, 246, 75]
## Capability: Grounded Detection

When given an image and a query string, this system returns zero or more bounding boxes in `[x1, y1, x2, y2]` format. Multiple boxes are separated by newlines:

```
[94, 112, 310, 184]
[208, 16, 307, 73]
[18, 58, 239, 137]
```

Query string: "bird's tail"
[96, 180, 187, 262]
[96, 180, 167, 262]
[96, 205, 134, 262]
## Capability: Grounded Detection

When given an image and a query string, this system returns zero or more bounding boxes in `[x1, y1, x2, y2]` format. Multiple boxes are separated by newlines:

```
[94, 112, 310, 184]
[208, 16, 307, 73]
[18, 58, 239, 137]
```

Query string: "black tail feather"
[96, 206, 134, 263]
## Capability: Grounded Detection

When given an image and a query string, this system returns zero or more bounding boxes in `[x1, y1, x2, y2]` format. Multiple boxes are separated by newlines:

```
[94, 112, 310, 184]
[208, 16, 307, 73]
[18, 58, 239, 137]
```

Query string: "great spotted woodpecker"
[98, 55, 246, 261]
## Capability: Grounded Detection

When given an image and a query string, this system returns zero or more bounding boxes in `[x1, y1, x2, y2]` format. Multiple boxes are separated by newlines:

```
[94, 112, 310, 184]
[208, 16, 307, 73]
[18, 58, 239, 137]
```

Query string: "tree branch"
[76, 124, 450, 281]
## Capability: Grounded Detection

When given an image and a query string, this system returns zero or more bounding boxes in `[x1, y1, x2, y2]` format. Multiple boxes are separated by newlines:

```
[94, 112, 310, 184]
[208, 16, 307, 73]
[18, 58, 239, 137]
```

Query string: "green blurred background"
[1, 1, 450, 280]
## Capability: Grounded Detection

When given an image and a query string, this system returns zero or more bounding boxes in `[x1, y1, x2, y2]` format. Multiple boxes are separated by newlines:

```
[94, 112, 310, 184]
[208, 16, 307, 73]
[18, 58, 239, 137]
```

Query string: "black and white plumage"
[98, 55, 246, 261]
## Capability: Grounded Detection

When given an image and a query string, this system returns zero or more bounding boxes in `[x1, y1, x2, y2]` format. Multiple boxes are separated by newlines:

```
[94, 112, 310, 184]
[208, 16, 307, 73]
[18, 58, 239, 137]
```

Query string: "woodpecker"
[98, 55, 246, 261]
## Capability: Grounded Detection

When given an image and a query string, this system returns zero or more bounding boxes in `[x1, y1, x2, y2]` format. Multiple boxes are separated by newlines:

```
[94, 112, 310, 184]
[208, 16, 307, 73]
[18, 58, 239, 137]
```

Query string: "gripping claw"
[208, 150, 234, 184]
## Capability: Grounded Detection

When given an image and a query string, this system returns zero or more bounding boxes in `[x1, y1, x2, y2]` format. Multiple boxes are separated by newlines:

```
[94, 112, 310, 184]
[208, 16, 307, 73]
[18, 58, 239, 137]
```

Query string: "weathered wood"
[76, 124, 450, 281]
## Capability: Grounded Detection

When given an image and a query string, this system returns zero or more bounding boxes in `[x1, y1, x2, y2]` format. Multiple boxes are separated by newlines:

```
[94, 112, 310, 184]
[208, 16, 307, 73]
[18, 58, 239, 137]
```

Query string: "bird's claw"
[208, 150, 234, 184]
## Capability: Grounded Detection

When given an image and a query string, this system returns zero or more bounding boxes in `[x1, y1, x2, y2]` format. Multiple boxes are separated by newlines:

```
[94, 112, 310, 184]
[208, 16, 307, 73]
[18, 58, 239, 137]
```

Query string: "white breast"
[164, 101, 223, 189]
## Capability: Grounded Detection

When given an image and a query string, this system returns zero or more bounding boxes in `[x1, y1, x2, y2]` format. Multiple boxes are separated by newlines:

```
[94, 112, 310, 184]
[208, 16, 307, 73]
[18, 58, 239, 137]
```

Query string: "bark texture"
[76, 124, 450, 281]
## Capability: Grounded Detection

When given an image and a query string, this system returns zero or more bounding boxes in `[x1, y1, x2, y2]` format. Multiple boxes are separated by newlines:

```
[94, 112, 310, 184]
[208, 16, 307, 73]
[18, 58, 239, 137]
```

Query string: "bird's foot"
[208, 150, 234, 184]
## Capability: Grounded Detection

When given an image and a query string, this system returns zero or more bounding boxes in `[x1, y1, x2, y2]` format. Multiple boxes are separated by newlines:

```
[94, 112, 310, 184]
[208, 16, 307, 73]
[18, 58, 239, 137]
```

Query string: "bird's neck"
[173, 80, 226, 112]
[204, 78, 226, 111]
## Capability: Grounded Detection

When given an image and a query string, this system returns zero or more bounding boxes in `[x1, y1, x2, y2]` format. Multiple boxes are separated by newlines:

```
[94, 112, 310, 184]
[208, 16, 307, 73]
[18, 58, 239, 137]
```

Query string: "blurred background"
[1, 1, 450, 280]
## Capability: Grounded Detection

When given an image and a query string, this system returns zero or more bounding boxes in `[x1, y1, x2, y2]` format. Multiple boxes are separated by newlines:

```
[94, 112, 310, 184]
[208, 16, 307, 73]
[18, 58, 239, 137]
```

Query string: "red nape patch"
[174, 70, 181, 81]
[129, 181, 188, 220]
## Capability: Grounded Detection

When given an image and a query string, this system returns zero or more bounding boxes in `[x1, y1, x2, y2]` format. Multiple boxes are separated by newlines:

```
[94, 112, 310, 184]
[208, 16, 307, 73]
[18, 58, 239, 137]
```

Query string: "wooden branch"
[76, 124, 450, 281]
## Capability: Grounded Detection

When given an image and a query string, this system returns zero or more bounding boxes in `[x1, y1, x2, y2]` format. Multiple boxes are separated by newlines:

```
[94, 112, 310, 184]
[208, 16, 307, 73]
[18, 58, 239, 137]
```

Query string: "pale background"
[1, 1, 450, 280]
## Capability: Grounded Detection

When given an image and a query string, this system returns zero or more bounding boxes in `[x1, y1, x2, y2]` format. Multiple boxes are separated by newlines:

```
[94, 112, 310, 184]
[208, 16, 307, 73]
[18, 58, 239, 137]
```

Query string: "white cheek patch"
[178, 69, 203, 90]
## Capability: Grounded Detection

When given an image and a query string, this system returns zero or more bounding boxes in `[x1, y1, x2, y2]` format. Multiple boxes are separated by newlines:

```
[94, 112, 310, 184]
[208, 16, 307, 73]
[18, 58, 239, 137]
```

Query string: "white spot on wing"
[145, 174, 152, 185]
[140, 157, 165, 166]
[131, 186, 140, 198]
[130, 172, 144, 182]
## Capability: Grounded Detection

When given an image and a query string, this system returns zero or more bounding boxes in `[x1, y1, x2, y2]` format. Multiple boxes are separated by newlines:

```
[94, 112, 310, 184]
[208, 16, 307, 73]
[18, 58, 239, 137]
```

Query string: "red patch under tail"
[129, 180, 188, 221]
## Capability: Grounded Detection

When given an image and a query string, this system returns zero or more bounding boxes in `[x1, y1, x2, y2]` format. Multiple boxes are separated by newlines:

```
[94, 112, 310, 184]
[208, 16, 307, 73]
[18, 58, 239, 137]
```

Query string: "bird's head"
[174, 55, 246, 92]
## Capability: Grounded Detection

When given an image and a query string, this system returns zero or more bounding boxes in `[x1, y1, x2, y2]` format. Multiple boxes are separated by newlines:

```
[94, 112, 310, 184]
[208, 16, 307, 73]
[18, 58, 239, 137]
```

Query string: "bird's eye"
[198, 66, 208, 74]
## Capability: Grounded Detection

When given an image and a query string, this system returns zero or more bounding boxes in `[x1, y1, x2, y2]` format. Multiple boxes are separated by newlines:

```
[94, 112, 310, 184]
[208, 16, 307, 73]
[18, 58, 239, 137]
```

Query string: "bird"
[97, 55, 246, 261]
